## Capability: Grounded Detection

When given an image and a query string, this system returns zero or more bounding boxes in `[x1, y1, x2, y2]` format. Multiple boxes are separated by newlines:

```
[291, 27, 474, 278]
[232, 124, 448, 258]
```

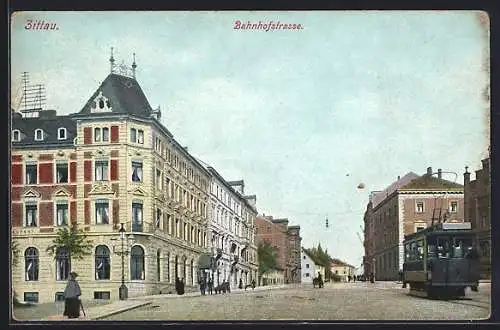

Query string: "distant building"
[464, 158, 491, 279]
[330, 258, 355, 282]
[363, 167, 464, 281]
[300, 248, 325, 284]
[255, 215, 302, 284]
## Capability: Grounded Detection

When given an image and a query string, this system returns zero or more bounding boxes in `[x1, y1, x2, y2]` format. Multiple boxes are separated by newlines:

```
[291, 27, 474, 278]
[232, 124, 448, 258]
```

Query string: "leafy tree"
[307, 244, 334, 280]
[257, 240, 278, 277]
[46, 223, 93, 271]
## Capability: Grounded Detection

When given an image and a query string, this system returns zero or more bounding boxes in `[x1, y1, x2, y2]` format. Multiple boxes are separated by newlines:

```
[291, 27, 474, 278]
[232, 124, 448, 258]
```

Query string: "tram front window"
[452, 237, 473, 258]
[437, 236, 452, 258]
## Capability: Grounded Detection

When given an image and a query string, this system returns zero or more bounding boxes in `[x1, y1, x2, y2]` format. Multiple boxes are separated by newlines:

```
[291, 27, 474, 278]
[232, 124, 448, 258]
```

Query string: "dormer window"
[57, 128, 67, 140]
[34, 129, 44, 141]
[90, 91, 112, 113]
[12, 129, 21, 142]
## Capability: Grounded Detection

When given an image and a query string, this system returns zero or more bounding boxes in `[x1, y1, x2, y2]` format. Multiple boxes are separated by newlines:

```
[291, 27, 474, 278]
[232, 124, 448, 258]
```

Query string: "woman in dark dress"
[63, 271, 81, 319]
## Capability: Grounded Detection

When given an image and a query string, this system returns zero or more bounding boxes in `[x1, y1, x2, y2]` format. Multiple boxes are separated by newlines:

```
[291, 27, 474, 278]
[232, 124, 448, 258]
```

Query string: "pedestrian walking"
[199, 277, 206, 295]
[180, 278, 185, 295]
[239, 278, 243, 289]
[251, 279, 256, 290]
[207, 278, 213, 295]
[63, 271, 82, 319]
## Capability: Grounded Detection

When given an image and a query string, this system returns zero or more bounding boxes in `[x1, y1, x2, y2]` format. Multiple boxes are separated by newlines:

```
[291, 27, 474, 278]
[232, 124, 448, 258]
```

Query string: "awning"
[198, 253, 212, 270]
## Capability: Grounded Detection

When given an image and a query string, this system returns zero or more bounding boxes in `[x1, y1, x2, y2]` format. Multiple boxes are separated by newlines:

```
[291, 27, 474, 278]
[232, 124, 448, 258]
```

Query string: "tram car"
[402, 222, 480, 298]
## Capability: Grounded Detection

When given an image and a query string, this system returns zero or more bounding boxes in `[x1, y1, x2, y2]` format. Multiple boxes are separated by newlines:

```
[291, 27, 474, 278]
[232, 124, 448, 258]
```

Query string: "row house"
[255, 215, 302, 284]
[363, 167, 464, 281]
[205, 169, 258, 289]
[11, 59, 214, 303]
[464, 157, 491, 279]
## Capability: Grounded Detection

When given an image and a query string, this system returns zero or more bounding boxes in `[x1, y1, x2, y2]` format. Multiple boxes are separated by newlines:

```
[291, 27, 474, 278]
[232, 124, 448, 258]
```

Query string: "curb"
[92, 301, 153, 320]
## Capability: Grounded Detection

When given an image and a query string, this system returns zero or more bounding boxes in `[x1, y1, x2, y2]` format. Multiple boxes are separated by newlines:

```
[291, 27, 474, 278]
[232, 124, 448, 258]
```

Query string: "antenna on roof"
[132, 53, 137, 79]
[110, 46, 116, 73]
[18, 72, 46, 117]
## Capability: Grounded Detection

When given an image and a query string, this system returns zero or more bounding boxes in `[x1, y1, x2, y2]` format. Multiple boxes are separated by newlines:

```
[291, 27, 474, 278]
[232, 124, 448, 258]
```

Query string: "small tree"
[46, 223, 93, 272]
[257, 241, 278, 285]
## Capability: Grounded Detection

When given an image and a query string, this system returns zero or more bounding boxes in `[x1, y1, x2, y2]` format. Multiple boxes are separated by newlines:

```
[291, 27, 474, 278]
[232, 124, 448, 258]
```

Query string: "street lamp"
[113, 223, 134, 300]
[372, 258, 376, 283]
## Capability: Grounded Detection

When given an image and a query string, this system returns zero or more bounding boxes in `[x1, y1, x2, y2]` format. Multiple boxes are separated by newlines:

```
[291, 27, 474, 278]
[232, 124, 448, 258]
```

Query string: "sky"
[10, 11, 490, 269]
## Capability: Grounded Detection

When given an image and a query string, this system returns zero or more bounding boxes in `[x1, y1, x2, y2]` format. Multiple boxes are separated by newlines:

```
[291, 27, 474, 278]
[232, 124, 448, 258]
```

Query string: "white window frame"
[55, 162, 69, 183]
[449, 201, 458, 213]
[54, 201, 69, 226]
[95, 199, 110, 225]
[94, 160, 109, 181]
[34, 129, 44, 141]
[415, 202, 424, 213]
[131, 161, 143, 182]
[12, 129, 21, 142]
[137, 130, 144, 144]
[130, 128, 137, 143]
[57, 127, 67, 140]
[24, 201, 38, 227]
[94, 127, 101, 142]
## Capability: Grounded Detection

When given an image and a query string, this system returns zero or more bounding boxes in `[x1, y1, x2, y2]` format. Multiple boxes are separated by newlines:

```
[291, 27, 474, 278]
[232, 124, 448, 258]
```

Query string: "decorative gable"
[89, 182, 115, 196]
[129, 187, 148, 197]
[53, 188, 71, 198]
[23, 189, 41, 199]
[90, 91, 112, 113]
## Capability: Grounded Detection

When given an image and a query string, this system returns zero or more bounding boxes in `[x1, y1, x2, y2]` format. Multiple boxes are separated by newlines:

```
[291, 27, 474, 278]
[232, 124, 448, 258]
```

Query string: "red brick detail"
[39, 163, 53, 184]
[112, 183, 120, 197]
[70, 201, 77, 225]
[113, 200, 119, 226]
[11, 164, 23, 185]
[70, 162, 77, 183]
[70, 153, 77, 160]
[111, 126, 119, 143]
[12, 155, 23, 162]
[84, 127, 92, 145]
[84, 161, 92, 182]
[111, 150, 119, 157]
[84, 184, 92, 198]
[11, 203, 22, 227]
[84, 200, 90, 225]
[39, 201, 53, 227]
[11, 186, 22, 201]
[111, 160, 118, 181]
[40, 227, 54, 233]
[39, 154, 53, 161]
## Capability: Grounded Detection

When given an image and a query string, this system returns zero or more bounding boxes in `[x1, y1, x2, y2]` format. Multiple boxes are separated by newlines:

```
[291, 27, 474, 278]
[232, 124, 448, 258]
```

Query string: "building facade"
[300, 248, 325, 284]
[206, 170, 258, 289]
[330, 258, 355, 282]
[363, 167, 464, 281]
[11, 61, 224, 303]
[464, 158, 491, 279]
[255, 215, 301, 284]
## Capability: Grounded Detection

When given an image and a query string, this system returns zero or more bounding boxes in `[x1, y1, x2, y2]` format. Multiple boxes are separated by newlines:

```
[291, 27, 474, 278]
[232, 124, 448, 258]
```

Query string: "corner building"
[11, 68, 212, 302]
[363, 167, 464, 281]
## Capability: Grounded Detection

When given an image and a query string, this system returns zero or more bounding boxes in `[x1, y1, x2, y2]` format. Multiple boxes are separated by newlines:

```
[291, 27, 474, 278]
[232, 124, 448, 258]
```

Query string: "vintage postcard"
[10, 11, 491, 322]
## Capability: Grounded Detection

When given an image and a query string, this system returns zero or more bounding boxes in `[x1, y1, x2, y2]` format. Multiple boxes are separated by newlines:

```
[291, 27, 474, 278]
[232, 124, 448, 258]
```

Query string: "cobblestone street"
[102, 282, 491, 321]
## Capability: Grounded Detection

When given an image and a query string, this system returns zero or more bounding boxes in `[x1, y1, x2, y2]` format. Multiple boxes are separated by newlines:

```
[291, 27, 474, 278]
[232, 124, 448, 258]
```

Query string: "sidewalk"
[40, 284, 289, 321]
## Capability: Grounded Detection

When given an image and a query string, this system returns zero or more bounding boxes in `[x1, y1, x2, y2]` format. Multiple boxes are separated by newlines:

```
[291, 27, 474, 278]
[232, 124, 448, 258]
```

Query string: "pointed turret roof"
[76, 73, 153, 118]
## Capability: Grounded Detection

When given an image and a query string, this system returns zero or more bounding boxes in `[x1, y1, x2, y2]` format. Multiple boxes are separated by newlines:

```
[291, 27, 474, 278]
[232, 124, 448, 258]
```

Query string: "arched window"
[130, 245, 145, 280]
[190, 259, 194, 286]
[34, 129, 44, 141]
[56, 247, 70, 281]
[156, 249, 161, 282]
[12, 129, 21, 142]
[24, 247, 39, 281]
[95, 245, 111, 280]
[174, 255, 178, 279]
[57, 127, 67, 140]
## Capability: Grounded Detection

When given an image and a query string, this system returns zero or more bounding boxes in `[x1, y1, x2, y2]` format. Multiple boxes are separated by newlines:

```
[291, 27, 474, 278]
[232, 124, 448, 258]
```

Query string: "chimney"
[427, 167, 432, 175]
[397, 175, 400, 180]
[438, 169, 442, 179]
[464, 166, 471, 185]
